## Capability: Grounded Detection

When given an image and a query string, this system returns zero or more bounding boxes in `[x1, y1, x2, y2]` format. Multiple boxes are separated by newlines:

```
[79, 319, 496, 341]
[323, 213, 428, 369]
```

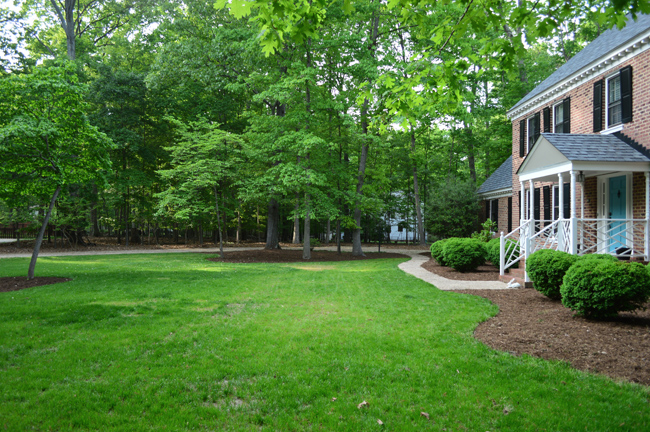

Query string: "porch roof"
[517, 133, 650, 182]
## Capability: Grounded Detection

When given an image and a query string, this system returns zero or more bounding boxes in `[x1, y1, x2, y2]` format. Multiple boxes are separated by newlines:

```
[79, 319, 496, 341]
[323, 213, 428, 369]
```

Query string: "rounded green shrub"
[561, 260, 650, 319]
[577, 253, 617, 263]
[526, 249, 578, 299]
[430, 239, 448, 265]
[442, 238, 487, 272]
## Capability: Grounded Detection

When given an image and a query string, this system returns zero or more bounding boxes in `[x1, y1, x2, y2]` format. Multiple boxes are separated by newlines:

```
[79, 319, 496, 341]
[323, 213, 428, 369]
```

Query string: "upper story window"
[527, 112, 540, 152]
[554, 102, 565, 133]
[594, 65, 632, 132]
[607, 74, 622, 127]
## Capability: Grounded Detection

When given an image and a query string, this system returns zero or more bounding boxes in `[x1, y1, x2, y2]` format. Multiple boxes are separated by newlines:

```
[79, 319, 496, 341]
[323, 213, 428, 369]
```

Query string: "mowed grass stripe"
[0, 253, 648, 431]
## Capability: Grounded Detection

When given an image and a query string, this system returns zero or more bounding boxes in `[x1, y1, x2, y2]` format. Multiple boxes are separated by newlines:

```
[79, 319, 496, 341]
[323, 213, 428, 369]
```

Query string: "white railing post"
[570, 170, 578, 255]
[499, 231, 505, 276]
[529, 179, 535, 235]
[645, 173, 650, 261]
[524, 228, 531, 283]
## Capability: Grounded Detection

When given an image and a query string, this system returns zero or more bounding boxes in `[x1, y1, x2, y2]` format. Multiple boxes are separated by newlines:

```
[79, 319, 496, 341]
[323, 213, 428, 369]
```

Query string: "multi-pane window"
[527, 114, 539, 151]
[554, 103, 564, 133]
[608, 75, 622, 127]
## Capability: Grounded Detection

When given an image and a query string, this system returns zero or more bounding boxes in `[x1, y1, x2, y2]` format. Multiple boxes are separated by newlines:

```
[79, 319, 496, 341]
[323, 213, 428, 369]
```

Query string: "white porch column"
[558, 173, 565, 251]
[633, 172, 650, 261]
[570, 170, 578, 254]
[520, 181, 526, 224]
[529, 179, 535, 233]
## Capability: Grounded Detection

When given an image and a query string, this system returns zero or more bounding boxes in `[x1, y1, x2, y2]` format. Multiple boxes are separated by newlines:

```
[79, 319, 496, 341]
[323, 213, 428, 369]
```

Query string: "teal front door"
[609, 175, 627, 253]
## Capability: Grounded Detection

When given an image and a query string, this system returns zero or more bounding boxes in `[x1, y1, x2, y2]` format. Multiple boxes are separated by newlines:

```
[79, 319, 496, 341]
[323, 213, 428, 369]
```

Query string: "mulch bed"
[0, 277, 70, 293]
[207, 249, 408, 263]
[419, 252, 501, 281]
[418, 254, 650, 385]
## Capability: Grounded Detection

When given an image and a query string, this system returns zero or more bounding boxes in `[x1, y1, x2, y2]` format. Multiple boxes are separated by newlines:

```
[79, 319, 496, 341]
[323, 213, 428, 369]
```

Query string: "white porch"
[499, 133, 650, 282]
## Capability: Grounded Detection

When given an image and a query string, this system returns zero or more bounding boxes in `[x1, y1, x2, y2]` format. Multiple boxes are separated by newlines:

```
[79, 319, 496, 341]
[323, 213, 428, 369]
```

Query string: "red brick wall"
[509, 48, 650, 225]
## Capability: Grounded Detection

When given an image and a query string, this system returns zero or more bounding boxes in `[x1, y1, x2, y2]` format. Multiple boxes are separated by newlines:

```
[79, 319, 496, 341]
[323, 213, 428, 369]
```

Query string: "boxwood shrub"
[430, 239, 448, 266]
[442, 238, 487, 272]
[577, 253, 617, 263]
[561, 260, 650, 319]
[526, 249, 578, 299]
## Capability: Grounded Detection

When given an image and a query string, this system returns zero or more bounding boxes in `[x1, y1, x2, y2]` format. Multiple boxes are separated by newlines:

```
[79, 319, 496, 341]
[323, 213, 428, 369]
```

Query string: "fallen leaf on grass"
[421, 412, 430, 420]
[377, 419, 383, 425]
[331, 397, 337, 402]
[358, 401, 369, 409]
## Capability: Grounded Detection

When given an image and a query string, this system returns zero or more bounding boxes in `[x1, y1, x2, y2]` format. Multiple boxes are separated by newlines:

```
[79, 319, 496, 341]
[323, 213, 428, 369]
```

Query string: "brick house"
[478, 14, 650, 283]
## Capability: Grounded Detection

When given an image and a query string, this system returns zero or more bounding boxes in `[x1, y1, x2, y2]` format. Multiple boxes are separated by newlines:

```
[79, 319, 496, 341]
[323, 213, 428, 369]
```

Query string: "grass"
[0, 253, 648, 431]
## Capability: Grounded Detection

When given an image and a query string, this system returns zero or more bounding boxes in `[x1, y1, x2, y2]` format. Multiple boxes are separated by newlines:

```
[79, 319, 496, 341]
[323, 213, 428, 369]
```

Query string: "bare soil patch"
[419, 252, 501, 281]
[0, 277, 70, 293]
[207, 249, 408, 263]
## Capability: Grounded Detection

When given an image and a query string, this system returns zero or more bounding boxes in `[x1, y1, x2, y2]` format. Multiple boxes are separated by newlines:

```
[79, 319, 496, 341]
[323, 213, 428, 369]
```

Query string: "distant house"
[480, 14, 650, 284]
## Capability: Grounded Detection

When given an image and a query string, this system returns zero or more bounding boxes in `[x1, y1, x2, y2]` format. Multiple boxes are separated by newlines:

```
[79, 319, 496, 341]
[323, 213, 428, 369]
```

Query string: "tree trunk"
[303, 192, 311, 260]
[325, 219, 330, 245]
[411, 129, 426, 245]
[28, 186, 61, 280]
[265, 198, 281, 249]
[214, 186, 224, 258]
[292, 194, 300, 244]
[236, 199, 242, 244]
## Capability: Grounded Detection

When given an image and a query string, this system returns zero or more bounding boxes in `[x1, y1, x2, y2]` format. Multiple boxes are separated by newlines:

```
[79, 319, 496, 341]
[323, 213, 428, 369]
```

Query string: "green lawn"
[0, 254, 648, 431]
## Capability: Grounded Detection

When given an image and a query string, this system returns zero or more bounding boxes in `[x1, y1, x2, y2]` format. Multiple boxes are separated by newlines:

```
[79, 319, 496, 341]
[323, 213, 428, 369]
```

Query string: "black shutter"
[533, 112, 541, 145]
[620, 66, 633, 123]
[543, 186, 551, 221]
[563, 97, 571, 133]
[519, 119, 526, 157]
[593, 80, 603, 132]
[543, 107, 551, 133]
[563, 183, 571, 218]
[507, 197, 512, 233]
[534, 187, 540, 221]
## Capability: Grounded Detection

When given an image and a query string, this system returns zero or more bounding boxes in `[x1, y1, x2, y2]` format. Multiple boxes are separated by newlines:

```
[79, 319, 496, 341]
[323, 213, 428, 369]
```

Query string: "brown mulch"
[419, 252, 501, 281]
[207, 249, 408, 263]
[418, 254, 650, 385]
[456, 288, 650, 385]
[0, 277, 70, 293]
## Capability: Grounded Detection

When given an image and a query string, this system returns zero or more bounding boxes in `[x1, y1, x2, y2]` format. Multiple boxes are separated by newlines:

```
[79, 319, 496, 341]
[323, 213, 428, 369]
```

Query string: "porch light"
[577, 171, 585, 183]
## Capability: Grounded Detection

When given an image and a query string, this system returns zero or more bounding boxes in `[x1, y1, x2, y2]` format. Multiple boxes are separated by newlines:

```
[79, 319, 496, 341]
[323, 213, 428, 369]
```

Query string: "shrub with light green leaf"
[561, 260, 650, 319]
[430, 239, 448, 266]
[526, 249, 578, 299]
[576, 253, 618, 263]
[442, 238, 487, 272]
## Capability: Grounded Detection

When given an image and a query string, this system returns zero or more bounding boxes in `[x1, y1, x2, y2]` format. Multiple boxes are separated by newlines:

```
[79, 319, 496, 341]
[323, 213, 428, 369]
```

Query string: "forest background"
[1, 0, 647, 268]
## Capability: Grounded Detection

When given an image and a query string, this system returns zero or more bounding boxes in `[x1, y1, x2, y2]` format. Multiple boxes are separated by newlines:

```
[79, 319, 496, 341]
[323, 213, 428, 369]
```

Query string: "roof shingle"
[541, 133, 650, 162]
[477, 156, 512, 195]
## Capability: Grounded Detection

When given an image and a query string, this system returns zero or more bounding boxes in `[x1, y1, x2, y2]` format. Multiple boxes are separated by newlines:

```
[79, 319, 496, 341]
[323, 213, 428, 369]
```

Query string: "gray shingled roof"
[477, 156, 512, 195]
[541, 133, 650, 162]
[509, 14, 650, 113]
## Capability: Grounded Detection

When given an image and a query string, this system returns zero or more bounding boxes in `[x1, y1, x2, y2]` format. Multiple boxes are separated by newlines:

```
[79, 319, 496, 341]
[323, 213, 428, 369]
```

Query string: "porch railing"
[500, 217, 649, 278]
[577, 218, 647, 258]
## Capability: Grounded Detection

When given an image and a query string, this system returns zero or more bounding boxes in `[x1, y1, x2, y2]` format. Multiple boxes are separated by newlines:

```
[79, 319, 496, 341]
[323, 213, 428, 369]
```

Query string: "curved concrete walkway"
[0, 245, 510, 290]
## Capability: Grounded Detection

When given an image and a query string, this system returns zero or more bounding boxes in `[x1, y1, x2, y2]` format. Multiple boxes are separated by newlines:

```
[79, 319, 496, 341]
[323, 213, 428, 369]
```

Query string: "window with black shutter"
[543, 107, 551, 133]
[620, 65, 633, 123]
[543, 186, 551, 221]
[563, 97, 570, 133]
[490, 199, 499, 225]
[534, 187, 540, 221]
[527, 113, 540, 151]
[593, 80, 603, 132]
[507, 197, 512, 233]
[563, 183, 570, 218]
[519, 119, 526, 157]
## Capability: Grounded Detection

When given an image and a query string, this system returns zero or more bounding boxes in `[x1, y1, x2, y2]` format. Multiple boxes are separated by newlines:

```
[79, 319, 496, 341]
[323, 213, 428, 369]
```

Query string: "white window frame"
[605, 72, 622, 129]
[552, 101, 564, 133]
